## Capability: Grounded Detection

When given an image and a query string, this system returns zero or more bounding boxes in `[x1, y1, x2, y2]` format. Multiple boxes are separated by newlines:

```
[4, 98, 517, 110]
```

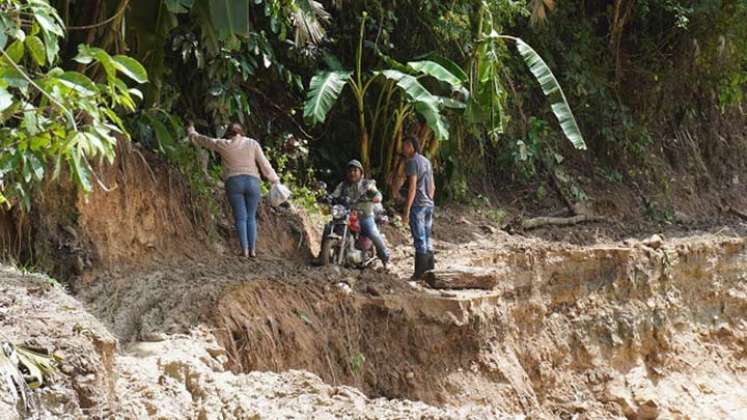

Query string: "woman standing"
[187, 122, 279, 258]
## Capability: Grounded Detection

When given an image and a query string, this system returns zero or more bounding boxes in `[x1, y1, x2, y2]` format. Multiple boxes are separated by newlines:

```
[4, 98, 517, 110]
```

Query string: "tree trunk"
[610, 0, 635, 89]
[360, 130, 370, 173]
[510, 214, 606, 231]
[423, 267, 498, 290]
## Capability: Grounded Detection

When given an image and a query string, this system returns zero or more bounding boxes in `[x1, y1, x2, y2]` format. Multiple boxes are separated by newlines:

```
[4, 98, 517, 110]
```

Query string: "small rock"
[365, 285, 381, 296]
[479, 224, 497, 234]
[141, 332, 168, 342]
[605, 378, 636, 417]
[637, 398, 660, 419]
[405, 372, 414, 380]
[641, 234, 664, 249]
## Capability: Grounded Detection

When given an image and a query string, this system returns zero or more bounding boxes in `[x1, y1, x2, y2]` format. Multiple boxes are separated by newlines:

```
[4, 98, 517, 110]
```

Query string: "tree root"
[726, 206, 747, 221]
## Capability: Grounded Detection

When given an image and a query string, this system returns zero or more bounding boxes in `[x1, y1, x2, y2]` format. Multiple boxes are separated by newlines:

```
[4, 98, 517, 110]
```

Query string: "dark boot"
[412, 253, 428, 280]
[426, 251, 435, 271]
[379, 253, 389, 269]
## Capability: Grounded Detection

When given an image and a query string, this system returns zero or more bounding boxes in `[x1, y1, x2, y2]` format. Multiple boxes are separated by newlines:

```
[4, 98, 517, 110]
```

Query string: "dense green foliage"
[0, 0, 147, 208]
[2, 0, 746, 209]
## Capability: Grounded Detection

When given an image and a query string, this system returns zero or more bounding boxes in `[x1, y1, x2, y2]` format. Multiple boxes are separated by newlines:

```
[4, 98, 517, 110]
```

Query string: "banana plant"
[468, 2, 587, 150]
[303, 13, 464, 170]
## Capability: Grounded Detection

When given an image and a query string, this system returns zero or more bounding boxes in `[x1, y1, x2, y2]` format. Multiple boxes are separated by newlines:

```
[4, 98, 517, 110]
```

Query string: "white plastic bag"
[269, 182, 291, 207]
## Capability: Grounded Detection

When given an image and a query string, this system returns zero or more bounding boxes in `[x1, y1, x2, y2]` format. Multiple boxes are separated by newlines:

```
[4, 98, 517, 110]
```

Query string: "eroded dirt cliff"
[16, 221, 741, 419]
[2, 146, 747, 419]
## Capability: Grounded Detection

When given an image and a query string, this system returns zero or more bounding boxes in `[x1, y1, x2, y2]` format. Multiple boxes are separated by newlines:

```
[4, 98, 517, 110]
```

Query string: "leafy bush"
[0, 0, 147, 209]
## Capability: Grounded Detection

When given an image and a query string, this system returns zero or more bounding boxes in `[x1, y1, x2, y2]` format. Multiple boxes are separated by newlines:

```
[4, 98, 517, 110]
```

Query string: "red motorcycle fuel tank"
[348, 210, 361, 233]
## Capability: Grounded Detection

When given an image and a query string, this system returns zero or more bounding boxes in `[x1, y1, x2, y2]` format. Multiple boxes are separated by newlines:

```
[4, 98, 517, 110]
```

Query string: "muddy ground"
[3, 206, 747, 419]
[1, 142, 747, 418]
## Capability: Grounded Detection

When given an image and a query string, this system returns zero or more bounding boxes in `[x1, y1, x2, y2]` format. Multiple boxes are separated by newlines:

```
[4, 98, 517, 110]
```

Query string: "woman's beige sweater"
[189, 130, 279, 182]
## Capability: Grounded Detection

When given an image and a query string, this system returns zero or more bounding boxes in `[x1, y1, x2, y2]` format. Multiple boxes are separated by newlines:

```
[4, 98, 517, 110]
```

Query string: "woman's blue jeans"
[226, 175, 261, 252]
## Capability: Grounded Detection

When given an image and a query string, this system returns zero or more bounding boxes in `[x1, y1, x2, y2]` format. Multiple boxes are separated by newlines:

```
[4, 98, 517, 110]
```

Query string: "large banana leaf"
[376, 70, 449, 140]
[407, 61, 464, 90]
[303, 70, 352, 126]
[514, 38, 587, 150]
[414, 101, 450, 142]
[418, 54, 469, 83]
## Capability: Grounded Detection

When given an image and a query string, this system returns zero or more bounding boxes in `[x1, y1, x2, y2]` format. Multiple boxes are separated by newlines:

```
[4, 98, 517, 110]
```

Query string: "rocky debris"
[115, 331, 509, 419]
[0, 266, 118, 419]
[641, 233, 664, 249]
[4, 226, 747, 419]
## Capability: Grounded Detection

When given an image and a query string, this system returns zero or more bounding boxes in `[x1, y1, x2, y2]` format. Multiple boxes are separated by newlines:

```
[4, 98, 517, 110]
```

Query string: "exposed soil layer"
[0, 267, 117, 418]
[1, 267, 505, 419]
[211, 232, 747, 418]
[73, 221, 747, 419]
[2, 140, 747, 418]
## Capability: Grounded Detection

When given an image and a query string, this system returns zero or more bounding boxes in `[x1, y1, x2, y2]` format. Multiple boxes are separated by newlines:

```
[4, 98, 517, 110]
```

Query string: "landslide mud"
[71, 228, 747, 419]
[210, 235, 747, 418]
[4, 122, 746, 419]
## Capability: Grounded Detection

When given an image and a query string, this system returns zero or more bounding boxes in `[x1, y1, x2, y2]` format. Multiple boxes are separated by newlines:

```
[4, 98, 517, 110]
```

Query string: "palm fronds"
[291, 0, 331, 47]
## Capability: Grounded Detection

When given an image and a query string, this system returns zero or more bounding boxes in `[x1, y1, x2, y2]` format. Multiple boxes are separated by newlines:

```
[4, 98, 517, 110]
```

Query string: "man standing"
[329, 160, 390, 267]
[402, 137, 435, 279]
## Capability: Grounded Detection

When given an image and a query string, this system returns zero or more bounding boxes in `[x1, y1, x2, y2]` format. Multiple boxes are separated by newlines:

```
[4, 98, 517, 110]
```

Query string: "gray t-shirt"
[405, 153, 434, 208]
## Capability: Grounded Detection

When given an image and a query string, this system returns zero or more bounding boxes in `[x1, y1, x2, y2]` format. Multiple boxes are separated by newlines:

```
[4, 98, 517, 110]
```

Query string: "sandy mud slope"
[0, 267, 117, 419]
[69, 216, 747, 419]
[0, 267, 508, 419]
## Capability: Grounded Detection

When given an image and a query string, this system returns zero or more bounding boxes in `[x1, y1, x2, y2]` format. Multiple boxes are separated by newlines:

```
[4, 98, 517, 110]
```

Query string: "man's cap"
[346, 159, 363, 171]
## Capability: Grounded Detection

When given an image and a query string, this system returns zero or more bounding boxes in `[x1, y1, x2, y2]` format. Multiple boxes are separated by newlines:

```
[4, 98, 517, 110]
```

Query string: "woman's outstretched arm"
[187, 123, 230, 152]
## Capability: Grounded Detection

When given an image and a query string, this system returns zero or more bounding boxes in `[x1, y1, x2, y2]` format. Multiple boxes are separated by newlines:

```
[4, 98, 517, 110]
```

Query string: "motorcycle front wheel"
[318, 238, 340, 266]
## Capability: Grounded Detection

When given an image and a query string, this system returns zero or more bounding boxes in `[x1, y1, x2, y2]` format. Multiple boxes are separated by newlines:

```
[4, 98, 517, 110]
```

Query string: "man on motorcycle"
[329, 160, 390, 267]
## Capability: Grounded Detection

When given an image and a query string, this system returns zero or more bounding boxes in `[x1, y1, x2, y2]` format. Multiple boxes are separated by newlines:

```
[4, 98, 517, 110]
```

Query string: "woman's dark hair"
[229, 122, 245, 137]
[404, 136, 420, 153]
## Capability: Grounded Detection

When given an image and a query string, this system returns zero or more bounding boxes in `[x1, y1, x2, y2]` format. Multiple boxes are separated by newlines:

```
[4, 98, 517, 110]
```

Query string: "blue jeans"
[359, 215, 389, 261]
[409, 206, 433, 255]
[226, 175, 261, 252]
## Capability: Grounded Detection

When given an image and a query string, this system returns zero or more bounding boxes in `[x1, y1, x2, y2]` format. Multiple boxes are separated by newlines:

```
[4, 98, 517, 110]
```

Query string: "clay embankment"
[211, 234, 747, 418]
[73, 228, 747, 419]
[2, 145, 746, 418]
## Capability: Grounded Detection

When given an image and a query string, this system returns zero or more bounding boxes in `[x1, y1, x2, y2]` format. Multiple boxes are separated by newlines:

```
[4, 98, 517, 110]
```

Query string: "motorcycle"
[318, 190, 388, 268]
